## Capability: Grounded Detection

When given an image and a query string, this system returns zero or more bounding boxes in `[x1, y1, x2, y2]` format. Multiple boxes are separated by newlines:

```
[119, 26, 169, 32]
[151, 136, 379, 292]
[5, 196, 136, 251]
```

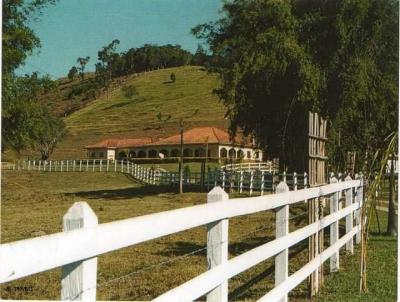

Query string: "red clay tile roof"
[85, 138, 153, 149]
[85, 127, 253, 149]
[149, 127, 252, 147]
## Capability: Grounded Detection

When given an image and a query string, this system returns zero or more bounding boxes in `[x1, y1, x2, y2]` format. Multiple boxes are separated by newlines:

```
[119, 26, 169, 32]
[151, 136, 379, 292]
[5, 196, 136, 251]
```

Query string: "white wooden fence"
[2, 160, 309, 195]
[0, 176, 363, 301]
[221, 161, 277, 172]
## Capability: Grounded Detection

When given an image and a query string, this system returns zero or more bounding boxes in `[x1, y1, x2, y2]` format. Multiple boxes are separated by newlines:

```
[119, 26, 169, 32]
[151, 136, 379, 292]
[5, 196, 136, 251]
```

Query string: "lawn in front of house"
[1, 170, 395, 301]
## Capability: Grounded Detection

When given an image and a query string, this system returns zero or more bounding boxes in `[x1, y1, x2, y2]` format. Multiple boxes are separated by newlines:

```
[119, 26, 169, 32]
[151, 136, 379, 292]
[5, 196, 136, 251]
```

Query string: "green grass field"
[0, 170, 396, 301]
[47, 66, 227, 159]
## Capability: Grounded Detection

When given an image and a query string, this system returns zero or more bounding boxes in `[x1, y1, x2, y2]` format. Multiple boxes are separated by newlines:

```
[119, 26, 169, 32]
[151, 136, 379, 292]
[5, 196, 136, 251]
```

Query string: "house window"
[90, 152, 96, 158]
[99, 152, 104, 158]
[247, 151, 251, 159]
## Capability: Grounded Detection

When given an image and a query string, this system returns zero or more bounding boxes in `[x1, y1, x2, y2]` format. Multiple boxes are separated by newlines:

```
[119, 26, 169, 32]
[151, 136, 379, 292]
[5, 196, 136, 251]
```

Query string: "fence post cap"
[330, 176, 338, 183]
[63, 202, 98, 227]
[276, 181, 289, 193]
[208, 186, 228, 202]
[345, 175, 352, 181]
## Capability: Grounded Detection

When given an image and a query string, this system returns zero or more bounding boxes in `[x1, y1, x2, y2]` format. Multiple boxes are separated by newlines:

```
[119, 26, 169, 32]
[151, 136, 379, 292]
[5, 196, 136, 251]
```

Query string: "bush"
[170, 73, 176, 83]
[122, 84, 137, 98]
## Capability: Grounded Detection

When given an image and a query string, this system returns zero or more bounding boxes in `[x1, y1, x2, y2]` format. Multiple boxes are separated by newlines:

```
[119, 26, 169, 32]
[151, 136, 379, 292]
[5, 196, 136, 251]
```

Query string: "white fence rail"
[221, 161, 277, 172]
[0, 177, 363, 301]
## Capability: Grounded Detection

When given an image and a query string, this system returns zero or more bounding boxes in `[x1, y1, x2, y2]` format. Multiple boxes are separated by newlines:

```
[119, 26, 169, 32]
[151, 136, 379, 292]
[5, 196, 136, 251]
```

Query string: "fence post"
[100, 160, 102, 172]
[121, 160, 124, 173]
[49, 160, 52, 172]
[239, 170, 243, 194]
[249, 170, 254, 196]
[344, 175, 354, 254]
[260, 171, 265, 196]
[222, 171, 226, 190]
[275, 181, 290, 302]
[355, 174, 363, 244]
[38, 160, 42, 171]
[73, 160, 75, 172]
[93, 160, 96, 172]
[80, 160, 82, 172]
[329, 177, 339, 272]
[293, 172, 297, 191]
[207, 187, 229, 302]
[304, 172, 308, 189]
[61, 202, 98, 301]
[28, 160, 31, 170]
[67, 160, 69, 172]
[283, 171, 286, 184]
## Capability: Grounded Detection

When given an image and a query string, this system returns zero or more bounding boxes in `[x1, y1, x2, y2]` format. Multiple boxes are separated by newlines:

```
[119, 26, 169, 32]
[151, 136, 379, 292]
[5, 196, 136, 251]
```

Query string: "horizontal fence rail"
[0, 177, 363, 302]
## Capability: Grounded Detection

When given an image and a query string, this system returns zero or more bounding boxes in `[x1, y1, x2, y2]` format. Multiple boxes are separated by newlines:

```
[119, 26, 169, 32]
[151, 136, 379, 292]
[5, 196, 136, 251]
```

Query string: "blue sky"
[18, 0, 222, 78]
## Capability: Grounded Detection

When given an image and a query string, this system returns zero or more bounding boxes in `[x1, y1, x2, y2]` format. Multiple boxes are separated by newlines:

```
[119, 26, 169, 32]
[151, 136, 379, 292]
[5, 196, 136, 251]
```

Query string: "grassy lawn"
[0, 170, 396, 301]
[319, 210, 397, 302]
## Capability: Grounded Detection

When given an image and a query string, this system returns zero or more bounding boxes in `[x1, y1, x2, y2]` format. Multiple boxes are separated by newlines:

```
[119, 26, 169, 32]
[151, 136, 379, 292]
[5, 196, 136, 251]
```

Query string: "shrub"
[122, 84, 137, 98]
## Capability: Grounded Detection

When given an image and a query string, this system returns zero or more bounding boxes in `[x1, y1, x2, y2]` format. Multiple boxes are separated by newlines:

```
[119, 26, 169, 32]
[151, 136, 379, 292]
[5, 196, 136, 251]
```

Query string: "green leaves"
[194, 0, 398, 171]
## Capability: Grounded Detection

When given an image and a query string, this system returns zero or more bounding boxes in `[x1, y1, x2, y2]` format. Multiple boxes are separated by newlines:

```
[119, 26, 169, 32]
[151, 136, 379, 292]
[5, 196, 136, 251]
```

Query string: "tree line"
[67, 42, 213, 97]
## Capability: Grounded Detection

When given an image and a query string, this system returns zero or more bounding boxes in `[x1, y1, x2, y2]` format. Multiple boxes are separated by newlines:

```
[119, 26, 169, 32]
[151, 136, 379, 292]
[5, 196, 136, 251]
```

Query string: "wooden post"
[28, 160, 31, 170]
[249, 170, 254, 196]
[222, 171, 226, 190]
[121, 160, 124, 173]
[106, 160, 109, 172]
[275, 182, 290, 302]
[304, 172, 308, 189]
[355, 175, 362, 244]
[39, 160, 42, 171]
[86, 160, 89, 172]
[329, 177, 339, 272]
[114, 160, 117, 172]
[67, 160, 69, 172]
[93, 160, 95, 172]
[73, 160, 76, 172]
[80, 160, 82, 172]
[260, 171, 265, 196]
[239, 170, 244, 194]
[49, 161, 52, 172]
[207, 187, 229, 302]
[61, 202, 98, 301]
[100, 160, 102, 172]
[345, 175, 354, 254]
[293, 172, 297, 191]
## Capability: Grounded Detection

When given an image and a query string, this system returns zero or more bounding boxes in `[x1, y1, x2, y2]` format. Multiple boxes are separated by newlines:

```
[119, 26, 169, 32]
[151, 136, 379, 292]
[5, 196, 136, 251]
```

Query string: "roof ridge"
[211, 126, 220, 143]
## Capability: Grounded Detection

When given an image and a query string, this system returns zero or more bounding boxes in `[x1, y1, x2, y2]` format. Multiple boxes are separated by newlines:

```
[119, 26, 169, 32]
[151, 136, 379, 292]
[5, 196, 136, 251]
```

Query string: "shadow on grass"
[65, 185, 178, 200]
[101, 100, 132, 111]
[229, 242, 308, 301]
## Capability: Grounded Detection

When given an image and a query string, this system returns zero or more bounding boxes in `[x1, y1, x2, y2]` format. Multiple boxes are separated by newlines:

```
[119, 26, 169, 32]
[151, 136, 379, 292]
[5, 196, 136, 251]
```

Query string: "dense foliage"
[193, 0, 398, 171]
[2, 0, 66, 155]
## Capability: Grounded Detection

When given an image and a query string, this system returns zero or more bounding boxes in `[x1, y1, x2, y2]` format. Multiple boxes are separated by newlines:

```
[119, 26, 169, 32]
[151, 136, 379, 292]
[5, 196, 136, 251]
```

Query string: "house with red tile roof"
[85, 127, 263, 161]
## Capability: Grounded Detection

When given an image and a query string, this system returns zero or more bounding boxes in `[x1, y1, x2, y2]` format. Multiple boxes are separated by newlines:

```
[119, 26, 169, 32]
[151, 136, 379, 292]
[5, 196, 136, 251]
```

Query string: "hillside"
[52, 66, 228, 159]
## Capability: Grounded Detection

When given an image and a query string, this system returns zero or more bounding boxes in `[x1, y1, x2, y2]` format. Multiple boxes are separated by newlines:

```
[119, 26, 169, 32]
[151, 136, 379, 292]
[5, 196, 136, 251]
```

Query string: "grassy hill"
[51, 66, 228, 159]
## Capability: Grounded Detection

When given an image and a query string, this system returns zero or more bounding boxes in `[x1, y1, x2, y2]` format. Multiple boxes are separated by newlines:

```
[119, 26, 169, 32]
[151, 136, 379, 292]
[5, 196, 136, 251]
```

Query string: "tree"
[170, 72, 176, 83]
[192, 0, 398, 171]
[76, 56, 90, 81]
[33, 107, 66, 160]
[67, 66, 78, 81]
[2, 0, 58, 152]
